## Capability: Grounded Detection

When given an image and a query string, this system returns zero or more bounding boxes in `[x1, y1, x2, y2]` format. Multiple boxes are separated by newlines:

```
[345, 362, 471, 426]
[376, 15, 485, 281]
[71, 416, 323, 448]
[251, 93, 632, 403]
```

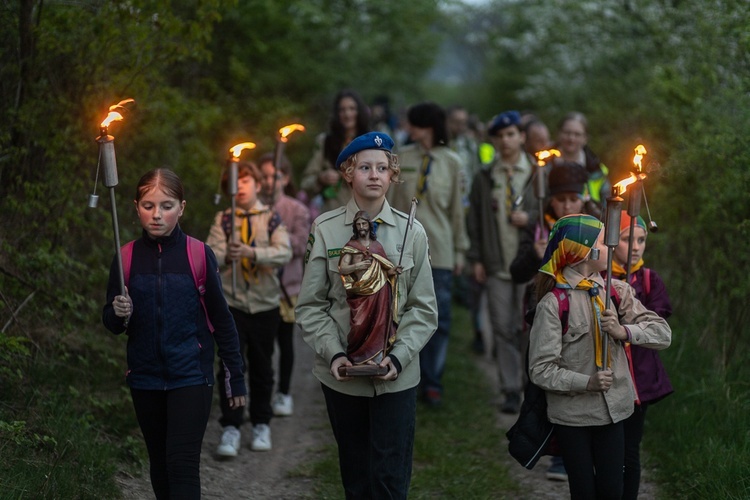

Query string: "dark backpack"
[506, 285, 621, 469]
[121, 236, 215, 333]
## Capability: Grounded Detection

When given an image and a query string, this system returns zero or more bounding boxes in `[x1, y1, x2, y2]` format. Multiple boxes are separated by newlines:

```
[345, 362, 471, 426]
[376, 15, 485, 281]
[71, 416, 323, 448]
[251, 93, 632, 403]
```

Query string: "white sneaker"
[251, 424, 272, 451]
[272, 392, 294, 416]
[216, 425, 241, 457]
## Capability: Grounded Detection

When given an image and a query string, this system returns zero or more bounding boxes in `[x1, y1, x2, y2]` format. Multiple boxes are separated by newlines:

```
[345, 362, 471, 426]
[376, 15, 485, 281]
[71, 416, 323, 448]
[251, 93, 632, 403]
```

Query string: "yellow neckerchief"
[237, 208, 263, 284]
[557, 273, 610, 369]
[612, 258, 644, 279]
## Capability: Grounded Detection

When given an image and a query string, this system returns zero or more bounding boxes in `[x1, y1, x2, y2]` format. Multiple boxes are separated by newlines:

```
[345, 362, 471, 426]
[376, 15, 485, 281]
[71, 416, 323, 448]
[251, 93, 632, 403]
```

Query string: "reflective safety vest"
[479, 142, 495, 166]
[586, 164, 609, 202]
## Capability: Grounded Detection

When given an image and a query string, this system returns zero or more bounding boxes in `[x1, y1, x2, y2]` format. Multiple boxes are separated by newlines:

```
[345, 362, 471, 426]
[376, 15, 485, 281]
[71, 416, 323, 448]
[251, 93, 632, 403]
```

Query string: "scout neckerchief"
[612, 258, 644, 280]
[417, 153, 432, 199]
[237, 209, 263, 283]
[557, 277, 610, 369]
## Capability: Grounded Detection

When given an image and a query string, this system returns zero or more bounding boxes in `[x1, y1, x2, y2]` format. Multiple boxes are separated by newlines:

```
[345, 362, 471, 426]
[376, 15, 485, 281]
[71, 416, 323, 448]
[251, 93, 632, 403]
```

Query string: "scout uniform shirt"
[206, 200, 292, 314]
[490, 152, 533, 280]
[296, 198, 438, 397]
[388, 143, 469, 271]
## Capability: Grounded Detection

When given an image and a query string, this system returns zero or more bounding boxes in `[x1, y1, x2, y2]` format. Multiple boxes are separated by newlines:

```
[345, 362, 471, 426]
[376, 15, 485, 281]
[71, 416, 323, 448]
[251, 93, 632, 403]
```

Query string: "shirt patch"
[328, 248, 342, 259]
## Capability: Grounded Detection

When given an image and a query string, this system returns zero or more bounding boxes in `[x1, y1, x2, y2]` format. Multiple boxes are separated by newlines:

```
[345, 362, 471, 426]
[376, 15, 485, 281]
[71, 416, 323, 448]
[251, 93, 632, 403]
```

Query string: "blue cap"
[488, 110, 521, 135]
[335, 132, 395, 170]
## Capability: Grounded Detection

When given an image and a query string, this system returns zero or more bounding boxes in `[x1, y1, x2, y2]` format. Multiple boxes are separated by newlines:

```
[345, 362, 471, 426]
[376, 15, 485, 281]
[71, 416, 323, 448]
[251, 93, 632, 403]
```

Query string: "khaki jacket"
[296, 198, 438, 396]
[388, 143, 469, 270]
[529, 267, 671, 426]
[206, 201, 292, 314]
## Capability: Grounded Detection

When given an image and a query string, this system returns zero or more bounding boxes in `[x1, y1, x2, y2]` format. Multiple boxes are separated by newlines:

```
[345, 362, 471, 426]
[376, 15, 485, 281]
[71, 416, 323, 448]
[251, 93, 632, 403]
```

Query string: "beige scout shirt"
[529, 267, 671, 426]
[300, 133, 352, 212]
[388, 143, 469, 271]
[206, 201, 292, 314]
[490, 152, 533, 280]
[296, 198, 438, 397]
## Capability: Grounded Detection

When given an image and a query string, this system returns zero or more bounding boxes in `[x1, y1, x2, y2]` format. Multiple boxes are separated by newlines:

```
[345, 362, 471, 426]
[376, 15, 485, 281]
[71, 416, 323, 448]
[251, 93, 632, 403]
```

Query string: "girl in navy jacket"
[103, 168, 246, 499]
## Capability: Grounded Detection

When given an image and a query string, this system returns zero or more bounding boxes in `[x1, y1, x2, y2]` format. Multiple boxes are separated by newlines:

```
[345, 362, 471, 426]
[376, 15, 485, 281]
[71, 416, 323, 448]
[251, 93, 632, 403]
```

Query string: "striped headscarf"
[539, 214, 604, 281]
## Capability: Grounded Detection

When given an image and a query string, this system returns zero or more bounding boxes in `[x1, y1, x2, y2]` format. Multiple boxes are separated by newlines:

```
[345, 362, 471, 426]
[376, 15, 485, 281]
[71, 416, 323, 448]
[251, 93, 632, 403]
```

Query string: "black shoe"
[500, 392, 521, 414]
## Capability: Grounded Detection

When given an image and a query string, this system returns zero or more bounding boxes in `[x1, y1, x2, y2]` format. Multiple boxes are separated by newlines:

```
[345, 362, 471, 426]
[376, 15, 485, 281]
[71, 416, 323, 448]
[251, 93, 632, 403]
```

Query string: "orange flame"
[278, 123, 305, 142]
[633, 144, 647, 172]
[229, 142, 256, 158]
[100, 98, 135, 128]
[101, 111, 123, 128]
[613, 173, 639, 196]
[535, 148, 561, 166]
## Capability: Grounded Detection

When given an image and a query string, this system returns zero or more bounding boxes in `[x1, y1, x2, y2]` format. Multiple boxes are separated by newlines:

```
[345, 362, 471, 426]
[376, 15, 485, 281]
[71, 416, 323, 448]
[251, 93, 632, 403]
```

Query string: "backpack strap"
[643, 267, 651, 297]
[552, 288, 570, 335]
[221, 210, 233, 241]
[186, 236, 215, 333]
[121, 240, 135, 289]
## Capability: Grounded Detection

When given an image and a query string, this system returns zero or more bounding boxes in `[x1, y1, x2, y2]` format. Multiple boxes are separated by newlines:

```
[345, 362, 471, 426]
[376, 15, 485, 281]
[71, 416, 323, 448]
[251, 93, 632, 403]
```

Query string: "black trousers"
[275, 320, 295, 394]
[131, 385, 212, 500]
[556, 421, 625, 500]
[218, 306, 280, 427]
[322, 384, 416, 500]
[623, 403, 649, 500]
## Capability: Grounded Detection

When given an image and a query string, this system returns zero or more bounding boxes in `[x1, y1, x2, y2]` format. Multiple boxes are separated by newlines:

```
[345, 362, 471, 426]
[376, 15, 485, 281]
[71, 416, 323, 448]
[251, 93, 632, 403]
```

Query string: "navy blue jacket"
[102, 225, 246, 397]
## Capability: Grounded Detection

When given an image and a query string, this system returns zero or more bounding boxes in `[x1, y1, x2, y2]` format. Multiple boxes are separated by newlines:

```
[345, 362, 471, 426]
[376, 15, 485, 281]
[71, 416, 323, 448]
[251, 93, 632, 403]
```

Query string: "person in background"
[467, 110, 538, 414]
[301, 89, 371, 217]
[207, 161, 291, 455]
[510, 160, 591, 482]
[388, 101, 469, 407]
[296, 132, 437, 498]
[103, 168, 246, 499]
[523, 118, 552, 156]
[610, 212, 673, 500]
[529, 214, 671, 500]
[556, 112, 610, 218]
[258, 152, 312, 417]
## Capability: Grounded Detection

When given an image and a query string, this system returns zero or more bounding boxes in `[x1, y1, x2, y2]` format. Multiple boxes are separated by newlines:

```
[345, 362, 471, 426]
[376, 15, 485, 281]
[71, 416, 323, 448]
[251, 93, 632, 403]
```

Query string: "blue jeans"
[419, 268, 453, 394]
[322, 384, 416, 499]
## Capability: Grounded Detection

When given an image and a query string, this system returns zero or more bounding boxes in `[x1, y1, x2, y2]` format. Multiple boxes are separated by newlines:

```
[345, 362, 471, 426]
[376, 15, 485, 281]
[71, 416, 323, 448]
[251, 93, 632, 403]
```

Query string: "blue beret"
[335, 132, 395, 170]
[488, 110, 521, 135]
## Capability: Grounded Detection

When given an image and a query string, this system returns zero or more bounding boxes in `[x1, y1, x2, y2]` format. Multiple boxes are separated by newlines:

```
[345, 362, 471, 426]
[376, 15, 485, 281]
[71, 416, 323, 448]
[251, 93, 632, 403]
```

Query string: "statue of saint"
[338, 210, 402, 366]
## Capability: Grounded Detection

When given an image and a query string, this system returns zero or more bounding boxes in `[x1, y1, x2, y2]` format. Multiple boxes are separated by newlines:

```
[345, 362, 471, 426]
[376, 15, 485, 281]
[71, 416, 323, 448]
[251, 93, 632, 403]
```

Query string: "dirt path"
[117, 331, 331, 499]
[118, 325, 658, 499]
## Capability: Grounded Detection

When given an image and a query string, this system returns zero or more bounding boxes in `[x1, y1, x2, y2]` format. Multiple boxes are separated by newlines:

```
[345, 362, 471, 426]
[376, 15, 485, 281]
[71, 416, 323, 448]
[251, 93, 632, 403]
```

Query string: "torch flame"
[633, 144, 647, 172]
[535, 148, 561, 166]
[613, 173, 639, 196]
[101, 111, 124, 128]
[99, 98, 135, 129]
[278, 123, 305, 143]
[229, 142, 257, 158]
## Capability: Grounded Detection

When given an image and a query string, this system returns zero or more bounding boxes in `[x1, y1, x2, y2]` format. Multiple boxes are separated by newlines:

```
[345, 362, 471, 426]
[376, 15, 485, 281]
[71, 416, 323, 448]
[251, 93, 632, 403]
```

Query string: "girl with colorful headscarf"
[528, 214, 671, 500]
[611, 211, 674, 500]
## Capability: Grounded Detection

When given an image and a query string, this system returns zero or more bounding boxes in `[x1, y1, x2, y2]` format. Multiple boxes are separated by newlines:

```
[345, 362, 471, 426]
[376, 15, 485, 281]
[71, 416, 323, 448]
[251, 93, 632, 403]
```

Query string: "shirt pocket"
[561, 320, 591, 369]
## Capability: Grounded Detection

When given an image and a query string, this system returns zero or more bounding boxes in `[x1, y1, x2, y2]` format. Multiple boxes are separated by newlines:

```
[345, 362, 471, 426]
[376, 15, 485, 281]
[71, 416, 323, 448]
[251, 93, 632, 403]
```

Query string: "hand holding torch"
[227, 142, 256, 298]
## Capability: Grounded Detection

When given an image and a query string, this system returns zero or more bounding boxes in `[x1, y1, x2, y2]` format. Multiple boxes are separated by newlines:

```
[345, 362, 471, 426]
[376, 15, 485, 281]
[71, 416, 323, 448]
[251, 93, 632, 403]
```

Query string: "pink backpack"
[121, 236, 215, 333]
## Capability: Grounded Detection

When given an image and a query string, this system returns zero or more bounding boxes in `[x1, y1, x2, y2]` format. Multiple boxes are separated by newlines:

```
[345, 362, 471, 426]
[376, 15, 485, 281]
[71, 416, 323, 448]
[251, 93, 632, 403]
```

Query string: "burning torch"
[624, 145, 648, 282]
[226, 142, 256, 298]
[89, 98, 135, 323]
[533, 149, 561, 234]
[602, 173, 642, 368]
[271, 123, 305, 203]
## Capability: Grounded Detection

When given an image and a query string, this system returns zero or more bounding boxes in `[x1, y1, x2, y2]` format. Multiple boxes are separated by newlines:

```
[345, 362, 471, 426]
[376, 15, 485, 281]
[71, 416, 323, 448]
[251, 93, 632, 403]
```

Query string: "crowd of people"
[102, 88, 673, 499]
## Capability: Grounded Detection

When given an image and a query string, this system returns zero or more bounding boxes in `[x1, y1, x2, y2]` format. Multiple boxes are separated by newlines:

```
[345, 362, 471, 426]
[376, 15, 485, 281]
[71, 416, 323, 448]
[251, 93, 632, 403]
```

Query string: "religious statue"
[338, 211, 402, 372]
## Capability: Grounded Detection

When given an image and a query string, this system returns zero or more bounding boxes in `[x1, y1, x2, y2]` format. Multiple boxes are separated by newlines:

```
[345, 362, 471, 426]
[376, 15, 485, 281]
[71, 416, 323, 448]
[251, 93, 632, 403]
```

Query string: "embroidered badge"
[374, 135, 383, 147]
[328, 248, 342, 259]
